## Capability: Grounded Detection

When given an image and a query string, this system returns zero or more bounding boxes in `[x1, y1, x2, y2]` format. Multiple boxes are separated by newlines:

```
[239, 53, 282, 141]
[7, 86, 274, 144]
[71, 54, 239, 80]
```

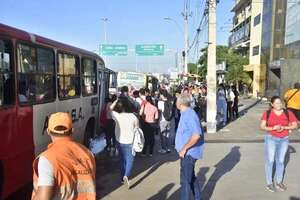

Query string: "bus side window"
[18, 44, 55, 104]
[82, 58, 97, 96]
[36, 48, 55, 102]
[0, 39, 14, 106]
[58, 53, 80, 99]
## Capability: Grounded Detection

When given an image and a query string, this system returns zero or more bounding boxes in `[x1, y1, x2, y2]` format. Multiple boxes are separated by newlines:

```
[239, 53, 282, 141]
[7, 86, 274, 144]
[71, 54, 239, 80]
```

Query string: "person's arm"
[282, 111, 299, 130]
[282, 122, 298, 130]
[33, 186, 54, 200]
[179, 134, 201, 159]
[139, 103, 145, 116]
[109, 99, 118, 110]
[33, 157, 55, 200]
[260, 120, 280, 132]
[154, 108, 159, 120]
[179, 115, 202, 158]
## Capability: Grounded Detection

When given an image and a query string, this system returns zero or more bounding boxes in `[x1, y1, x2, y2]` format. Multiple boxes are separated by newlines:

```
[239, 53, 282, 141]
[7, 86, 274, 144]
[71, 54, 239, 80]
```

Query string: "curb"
[205, 139, 300, 143]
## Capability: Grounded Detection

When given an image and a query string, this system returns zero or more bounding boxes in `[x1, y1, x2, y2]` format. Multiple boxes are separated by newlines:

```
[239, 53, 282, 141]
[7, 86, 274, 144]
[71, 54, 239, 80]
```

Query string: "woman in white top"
[110, 97, 139, 189]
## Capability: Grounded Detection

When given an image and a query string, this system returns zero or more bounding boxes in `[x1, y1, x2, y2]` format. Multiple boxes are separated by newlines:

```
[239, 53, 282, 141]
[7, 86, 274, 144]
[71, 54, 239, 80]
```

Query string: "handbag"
[132, 127, 145, 155]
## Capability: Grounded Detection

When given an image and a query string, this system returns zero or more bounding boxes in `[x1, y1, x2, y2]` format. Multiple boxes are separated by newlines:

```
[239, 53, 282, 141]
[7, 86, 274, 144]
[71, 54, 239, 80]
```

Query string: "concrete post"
[206, 0, 217, 133]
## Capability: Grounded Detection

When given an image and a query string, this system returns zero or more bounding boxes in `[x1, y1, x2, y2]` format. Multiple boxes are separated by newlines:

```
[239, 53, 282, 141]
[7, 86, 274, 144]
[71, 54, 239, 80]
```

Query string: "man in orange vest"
[32, 112, 96, 200]
[284, 83, 300, 131]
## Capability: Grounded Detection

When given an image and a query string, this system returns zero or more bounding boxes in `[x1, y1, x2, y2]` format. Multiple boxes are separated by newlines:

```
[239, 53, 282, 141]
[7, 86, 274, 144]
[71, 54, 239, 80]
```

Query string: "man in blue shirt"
[175, 94, 204, 200]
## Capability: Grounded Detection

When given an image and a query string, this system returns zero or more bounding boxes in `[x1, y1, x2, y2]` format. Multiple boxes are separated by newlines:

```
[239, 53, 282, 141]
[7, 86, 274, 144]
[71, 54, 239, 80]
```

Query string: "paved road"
[96, 101, 300, 200]
[96, 143, 300, 200]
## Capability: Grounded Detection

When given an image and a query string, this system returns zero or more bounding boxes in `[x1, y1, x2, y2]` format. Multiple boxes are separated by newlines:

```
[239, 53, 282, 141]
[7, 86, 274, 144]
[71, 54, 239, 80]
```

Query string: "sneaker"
[123, 176, 130, 189]
[275, 182, 287, 191]
[266, 184, 276, 193]
[149, 154, 153, 157]
[167, 149, 171, 153]
[158, 149, 167, 154]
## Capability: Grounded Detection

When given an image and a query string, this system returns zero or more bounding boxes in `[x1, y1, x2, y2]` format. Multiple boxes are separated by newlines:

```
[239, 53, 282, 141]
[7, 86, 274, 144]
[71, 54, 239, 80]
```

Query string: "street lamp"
[101, 18, 109, 44]
[164, 17, 184, 35]
[164, 17, 188, 75]
[101, 18, 109, 65]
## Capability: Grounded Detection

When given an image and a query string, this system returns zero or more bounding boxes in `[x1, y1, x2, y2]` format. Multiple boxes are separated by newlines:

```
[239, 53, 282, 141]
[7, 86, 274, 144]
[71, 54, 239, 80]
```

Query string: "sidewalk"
[96, 143, 300, 200]
[205, 98, 300, 143]
[95, 98, 300, 200]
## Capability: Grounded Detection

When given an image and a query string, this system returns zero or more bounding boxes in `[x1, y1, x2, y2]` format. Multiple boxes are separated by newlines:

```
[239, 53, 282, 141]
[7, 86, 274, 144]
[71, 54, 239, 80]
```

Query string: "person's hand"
[273, 125, 282, 132]
[179, 148, 187, 159]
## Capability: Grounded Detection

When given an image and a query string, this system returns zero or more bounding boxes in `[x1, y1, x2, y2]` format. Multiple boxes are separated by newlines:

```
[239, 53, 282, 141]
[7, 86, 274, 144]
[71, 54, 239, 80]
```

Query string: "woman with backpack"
[110, 97, 140, 189]
[260, 96, 298, 192]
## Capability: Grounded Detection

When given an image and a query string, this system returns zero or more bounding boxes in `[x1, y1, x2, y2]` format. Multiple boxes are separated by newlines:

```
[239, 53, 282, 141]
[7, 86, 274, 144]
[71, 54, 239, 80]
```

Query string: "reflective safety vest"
[32, 137, 96, 200]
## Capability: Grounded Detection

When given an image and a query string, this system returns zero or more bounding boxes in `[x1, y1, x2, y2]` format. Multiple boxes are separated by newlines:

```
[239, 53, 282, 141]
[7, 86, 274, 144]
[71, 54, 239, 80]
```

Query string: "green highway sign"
[100, 44, 128, 56]
[135, 44, 164, 56]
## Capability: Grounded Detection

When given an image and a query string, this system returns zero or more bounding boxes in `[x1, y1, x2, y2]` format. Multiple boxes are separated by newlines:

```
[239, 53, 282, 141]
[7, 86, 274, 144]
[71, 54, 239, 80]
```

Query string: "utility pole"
[206, 0, 217, 133]
[182, 0, 191, 75]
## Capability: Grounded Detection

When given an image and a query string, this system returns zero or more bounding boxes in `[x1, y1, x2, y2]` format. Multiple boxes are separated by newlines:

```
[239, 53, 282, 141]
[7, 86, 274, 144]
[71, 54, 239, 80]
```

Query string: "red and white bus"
[0, 23, 107, 199]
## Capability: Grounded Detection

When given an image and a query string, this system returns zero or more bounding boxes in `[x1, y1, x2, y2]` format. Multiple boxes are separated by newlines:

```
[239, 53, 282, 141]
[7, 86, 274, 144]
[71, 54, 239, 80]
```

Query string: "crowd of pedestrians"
[30, 81, 300, 200]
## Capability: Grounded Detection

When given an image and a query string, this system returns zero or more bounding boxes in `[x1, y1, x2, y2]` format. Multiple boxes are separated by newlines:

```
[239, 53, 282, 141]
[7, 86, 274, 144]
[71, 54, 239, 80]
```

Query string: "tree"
[196, 45, 250, 86]
[188, 63, 198, 74]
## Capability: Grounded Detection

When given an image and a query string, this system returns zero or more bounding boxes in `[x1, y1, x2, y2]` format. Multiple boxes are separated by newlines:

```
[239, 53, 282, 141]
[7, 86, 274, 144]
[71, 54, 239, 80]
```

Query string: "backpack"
[163, 100, 173, 121]
[266, 109, 289, 126]
[132, 128, 145, 154]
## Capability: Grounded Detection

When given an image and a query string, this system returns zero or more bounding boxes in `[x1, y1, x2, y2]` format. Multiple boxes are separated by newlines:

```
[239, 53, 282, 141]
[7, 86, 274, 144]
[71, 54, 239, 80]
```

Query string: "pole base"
[206, 121, 217, 134]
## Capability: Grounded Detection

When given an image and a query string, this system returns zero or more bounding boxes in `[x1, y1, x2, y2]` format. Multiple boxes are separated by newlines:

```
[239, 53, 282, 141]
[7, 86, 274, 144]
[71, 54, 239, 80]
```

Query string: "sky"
[0, 0, 235, 73]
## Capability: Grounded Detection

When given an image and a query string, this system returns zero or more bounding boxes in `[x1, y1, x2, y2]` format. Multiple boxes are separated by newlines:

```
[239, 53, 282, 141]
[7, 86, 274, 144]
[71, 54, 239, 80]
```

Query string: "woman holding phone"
[260, 96, 298, 192]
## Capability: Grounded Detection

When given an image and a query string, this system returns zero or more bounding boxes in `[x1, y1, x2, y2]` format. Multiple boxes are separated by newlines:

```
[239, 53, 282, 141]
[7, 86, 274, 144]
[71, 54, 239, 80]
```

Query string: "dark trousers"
[180, 155, 201, 200]
[227, 101, 233, 121]
[142, 122, 156, 154]
[105, 119, 116, 148]
[232, 100, 239, 119]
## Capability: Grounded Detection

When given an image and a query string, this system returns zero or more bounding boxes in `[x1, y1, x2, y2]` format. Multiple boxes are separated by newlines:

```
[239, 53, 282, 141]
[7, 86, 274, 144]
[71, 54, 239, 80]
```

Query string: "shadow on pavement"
[149, 146, 241, 200]
[96, 136, 178, 199]
[147, 183, 175, 200]
[202, 146, 241, 199]
[283, 145, 297, 181]
[290, 197, 300, 200]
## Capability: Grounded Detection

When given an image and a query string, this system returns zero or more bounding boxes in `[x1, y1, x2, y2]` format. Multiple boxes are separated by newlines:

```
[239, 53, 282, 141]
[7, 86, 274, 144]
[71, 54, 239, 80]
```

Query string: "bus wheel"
[84, 119, 95, 148]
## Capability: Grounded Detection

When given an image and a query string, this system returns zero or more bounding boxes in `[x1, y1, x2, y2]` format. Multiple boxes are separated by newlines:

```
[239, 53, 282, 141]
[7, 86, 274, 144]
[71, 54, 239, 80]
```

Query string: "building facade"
[229, 0, 266, 97]
[261, 0, 300, 97]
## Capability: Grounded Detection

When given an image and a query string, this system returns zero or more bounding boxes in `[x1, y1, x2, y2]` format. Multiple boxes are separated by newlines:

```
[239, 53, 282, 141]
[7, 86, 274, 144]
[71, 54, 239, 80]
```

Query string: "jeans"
[117, 142, 135, 178]
[160, 121, 171, 150]
[264, 135, 289, 185]
[180, 155, 201, 200]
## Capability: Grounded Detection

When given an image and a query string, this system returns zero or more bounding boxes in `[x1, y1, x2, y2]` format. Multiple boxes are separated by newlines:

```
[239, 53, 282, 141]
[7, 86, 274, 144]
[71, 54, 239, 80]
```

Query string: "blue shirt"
[175, 107, 204, 160]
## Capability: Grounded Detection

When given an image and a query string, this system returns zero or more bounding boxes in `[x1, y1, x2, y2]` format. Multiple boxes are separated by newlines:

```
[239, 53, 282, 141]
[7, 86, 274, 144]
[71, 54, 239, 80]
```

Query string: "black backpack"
[163, 100, 173, 121]
[266, 109, 289, 126]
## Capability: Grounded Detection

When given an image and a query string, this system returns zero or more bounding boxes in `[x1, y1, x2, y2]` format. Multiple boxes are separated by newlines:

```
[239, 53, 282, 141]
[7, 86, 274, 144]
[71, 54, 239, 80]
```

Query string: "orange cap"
[47, 112, 73, 135]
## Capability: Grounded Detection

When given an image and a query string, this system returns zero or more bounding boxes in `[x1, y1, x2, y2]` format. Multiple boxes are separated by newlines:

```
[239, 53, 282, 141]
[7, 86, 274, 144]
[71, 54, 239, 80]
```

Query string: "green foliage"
[196, 45, 250, 84]
[188, 63, 198, 74]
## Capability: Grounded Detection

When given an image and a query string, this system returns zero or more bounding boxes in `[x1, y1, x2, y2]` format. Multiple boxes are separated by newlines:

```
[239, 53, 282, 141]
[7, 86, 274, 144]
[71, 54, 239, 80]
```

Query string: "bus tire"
[83, 118, 95, 148]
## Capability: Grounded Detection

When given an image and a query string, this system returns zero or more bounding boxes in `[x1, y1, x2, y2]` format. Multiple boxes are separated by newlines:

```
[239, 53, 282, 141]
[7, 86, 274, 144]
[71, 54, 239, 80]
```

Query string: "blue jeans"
[264, 135, 289, 185]
[180, 155, 201, 200]
[117, 142, 134, 178]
